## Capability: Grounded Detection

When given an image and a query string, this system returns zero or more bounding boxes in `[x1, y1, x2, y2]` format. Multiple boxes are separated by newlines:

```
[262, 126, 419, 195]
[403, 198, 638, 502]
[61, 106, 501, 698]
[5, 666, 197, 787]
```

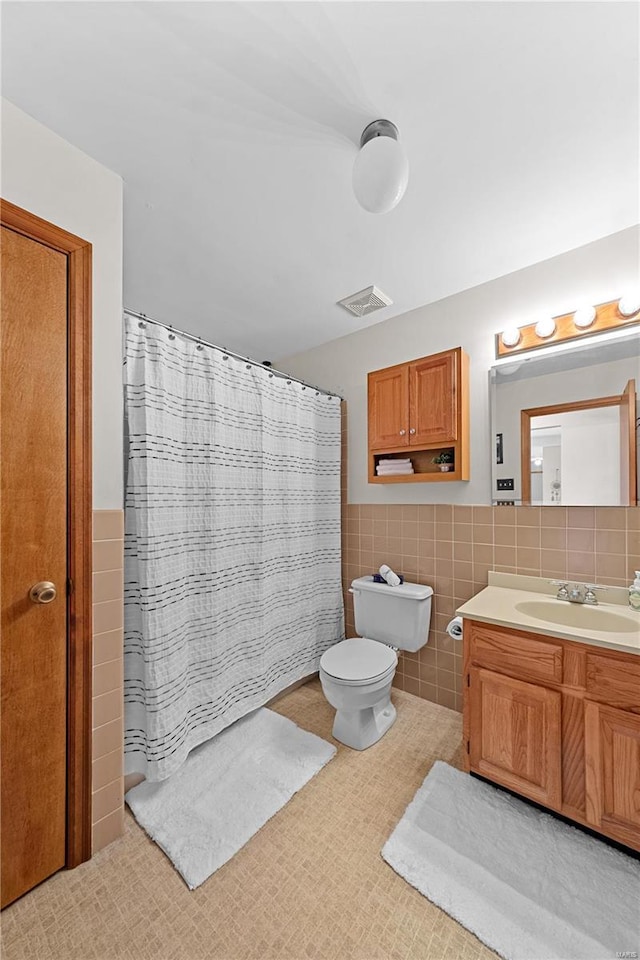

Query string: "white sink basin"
[514, 599, 638, 634]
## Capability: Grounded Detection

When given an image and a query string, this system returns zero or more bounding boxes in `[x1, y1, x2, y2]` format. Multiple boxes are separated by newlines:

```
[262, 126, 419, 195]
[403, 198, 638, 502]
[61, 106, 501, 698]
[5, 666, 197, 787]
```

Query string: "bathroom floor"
[1, 681, 497, 960]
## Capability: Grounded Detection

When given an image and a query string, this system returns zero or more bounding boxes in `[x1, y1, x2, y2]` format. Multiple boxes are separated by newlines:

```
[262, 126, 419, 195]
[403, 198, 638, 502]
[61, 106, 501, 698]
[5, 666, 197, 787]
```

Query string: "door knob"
[409, 428, 416, 435]
[399, 429, 406, 436]
[29, 581, 57, 604]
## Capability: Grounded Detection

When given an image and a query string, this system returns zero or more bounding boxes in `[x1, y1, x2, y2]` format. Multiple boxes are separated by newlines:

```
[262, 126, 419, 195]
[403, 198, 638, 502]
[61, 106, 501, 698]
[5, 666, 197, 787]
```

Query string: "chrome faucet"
[550, 581, 606, 604]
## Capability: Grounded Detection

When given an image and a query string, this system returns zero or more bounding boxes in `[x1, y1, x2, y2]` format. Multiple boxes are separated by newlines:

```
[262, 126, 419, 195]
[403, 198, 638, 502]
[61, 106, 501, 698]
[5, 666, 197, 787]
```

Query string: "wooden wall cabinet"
[368, 347, 469, 482]
[463, 619, 640, 852]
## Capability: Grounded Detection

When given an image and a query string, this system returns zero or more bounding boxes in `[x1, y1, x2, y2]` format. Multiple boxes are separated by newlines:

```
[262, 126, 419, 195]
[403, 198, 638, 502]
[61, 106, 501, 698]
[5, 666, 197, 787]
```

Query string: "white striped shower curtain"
[123, 316, 344, 781]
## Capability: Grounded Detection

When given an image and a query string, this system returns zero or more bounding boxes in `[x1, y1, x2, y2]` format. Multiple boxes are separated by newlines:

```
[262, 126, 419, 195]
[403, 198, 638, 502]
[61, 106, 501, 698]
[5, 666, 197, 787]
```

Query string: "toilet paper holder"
[446, 616, 463, 640]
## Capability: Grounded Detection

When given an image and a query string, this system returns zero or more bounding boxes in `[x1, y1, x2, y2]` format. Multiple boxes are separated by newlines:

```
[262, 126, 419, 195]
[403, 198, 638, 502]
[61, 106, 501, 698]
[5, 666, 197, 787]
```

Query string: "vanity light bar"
[495, 296, 640, 358]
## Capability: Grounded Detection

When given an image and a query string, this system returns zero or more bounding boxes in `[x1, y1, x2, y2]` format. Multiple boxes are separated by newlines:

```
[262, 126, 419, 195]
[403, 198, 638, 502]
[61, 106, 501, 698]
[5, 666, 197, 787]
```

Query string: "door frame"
[520, 390, 637, 506]
[1, 198, 93, 867]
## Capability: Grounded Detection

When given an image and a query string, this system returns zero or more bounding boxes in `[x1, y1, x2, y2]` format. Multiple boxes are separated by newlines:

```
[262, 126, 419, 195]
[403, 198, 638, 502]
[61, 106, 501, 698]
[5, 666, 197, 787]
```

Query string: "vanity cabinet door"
[469, 667, 562, 809]
[408, 351, 456, 445]
[368, 364, 409, 450]
[584, 701, 640, 850]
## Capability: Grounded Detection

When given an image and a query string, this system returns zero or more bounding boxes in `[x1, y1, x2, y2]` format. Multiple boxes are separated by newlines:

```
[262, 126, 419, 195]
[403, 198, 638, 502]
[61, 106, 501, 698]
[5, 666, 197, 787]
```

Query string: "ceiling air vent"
[337, 285, 392, 318]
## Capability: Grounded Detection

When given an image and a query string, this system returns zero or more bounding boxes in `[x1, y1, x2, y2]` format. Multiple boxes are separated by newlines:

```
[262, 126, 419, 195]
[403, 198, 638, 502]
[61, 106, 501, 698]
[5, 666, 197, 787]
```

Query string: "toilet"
[319, 576, 433, 750]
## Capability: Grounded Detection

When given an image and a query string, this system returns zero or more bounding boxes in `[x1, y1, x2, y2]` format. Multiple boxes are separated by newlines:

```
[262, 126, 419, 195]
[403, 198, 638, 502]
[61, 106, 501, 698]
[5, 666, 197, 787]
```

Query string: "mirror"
[490, 332, 639, 505]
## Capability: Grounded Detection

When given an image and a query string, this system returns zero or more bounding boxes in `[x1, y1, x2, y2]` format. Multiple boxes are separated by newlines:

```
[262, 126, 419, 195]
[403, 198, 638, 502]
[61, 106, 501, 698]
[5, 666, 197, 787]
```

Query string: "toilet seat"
[320, 637, 397, 686]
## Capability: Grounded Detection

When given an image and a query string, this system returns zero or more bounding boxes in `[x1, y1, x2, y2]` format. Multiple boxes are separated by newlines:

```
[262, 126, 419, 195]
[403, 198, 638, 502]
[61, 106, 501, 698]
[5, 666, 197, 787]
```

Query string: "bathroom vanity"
[458, 573, 640, 852]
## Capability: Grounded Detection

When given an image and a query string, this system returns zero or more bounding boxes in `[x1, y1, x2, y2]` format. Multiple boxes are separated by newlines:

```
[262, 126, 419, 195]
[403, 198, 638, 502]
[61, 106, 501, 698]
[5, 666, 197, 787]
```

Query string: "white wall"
[1, 99, 123, 509]
[279, 226, 640, 504]
[558, 408, 621, 505]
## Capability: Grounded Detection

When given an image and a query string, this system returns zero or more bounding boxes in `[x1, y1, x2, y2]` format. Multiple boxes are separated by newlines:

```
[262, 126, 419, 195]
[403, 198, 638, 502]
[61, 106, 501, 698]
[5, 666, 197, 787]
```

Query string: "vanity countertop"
[457, 572, 640, 655]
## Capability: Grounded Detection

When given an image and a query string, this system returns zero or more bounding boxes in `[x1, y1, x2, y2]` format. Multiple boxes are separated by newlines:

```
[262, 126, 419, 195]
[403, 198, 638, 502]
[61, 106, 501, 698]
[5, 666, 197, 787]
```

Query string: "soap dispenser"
[629, 571, 640, 611]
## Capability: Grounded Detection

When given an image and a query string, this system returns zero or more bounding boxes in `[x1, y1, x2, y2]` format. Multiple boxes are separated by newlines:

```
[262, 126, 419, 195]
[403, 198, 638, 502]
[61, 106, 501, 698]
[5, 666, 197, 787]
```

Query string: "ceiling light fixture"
[534, 317, 556, 339]
[618, 293, 640, 317]
[353, 120, 409, 214]
[501, 327, 521, 348]
[573, 305, 596, 329]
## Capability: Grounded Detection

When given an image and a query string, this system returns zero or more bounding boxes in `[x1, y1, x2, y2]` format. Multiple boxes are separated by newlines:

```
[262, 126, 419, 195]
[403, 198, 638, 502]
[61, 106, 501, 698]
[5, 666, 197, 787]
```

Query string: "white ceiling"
[2, 2, 638, 359]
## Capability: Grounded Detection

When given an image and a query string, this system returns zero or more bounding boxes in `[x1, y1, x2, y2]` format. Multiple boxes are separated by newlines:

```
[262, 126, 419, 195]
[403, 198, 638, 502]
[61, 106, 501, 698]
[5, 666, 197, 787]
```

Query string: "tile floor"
[1, 681, 497, 960]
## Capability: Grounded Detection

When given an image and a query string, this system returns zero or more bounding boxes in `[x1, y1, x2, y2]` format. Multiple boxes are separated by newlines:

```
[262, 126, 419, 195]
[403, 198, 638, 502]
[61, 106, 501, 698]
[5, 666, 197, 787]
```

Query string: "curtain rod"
[124, 309, 343, 400]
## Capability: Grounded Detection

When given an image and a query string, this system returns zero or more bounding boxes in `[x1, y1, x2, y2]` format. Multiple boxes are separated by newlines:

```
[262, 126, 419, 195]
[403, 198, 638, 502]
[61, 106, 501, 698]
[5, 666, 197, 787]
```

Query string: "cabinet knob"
[409, 428, 416, 435]
[399, 429, 406, 436]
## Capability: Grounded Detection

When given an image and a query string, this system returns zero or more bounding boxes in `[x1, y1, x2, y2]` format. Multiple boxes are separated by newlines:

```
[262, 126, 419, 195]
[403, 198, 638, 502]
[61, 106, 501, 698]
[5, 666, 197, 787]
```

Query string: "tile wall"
[341, 503, 640, 712]
[91, 510, 124, 852]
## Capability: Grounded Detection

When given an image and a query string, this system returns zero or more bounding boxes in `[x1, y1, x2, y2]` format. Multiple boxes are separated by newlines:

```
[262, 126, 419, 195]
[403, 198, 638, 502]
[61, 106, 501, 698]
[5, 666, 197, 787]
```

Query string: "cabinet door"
[469, 667, 562, 809]
[585, 701, 640, 850]
[368, 365, 409, 450]
[409, 351, 456, 445]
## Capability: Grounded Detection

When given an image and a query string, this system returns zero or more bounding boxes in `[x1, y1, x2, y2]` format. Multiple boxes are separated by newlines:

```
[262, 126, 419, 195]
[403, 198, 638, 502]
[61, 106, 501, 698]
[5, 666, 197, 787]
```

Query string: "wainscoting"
[92, 510, 124, 852]
[341, 504, 640, 712]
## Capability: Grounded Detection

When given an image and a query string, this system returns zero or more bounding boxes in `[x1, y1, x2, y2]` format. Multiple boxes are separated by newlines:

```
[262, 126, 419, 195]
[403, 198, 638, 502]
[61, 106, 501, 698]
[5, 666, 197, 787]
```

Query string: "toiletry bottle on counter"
[379, 564, 401, 587]
[629, 571, 640, 611]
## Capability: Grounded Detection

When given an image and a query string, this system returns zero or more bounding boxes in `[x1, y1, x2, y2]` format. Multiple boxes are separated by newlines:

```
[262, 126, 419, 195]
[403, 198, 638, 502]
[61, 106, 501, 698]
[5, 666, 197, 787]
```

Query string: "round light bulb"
[618, 293, 640, 317]
[573, 305, 596, 329]
[534, 317, 556, 339]
[353, 134, 409, 214]
[501, 327, 521, 348]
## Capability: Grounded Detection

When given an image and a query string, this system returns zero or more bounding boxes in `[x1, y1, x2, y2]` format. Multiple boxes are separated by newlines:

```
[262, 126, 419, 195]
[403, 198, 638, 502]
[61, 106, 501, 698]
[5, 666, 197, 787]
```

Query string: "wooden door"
[585, 701, 640, 849]
[1, 226, 69, 906]
[409, 350, 456, 445]
[368, 364, 409, 450]
[469, 667, 562, 809]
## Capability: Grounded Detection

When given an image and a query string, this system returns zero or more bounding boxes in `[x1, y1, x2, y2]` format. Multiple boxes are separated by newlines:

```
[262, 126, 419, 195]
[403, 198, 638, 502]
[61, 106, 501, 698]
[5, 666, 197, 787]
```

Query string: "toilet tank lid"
[351, 576, 433, 600]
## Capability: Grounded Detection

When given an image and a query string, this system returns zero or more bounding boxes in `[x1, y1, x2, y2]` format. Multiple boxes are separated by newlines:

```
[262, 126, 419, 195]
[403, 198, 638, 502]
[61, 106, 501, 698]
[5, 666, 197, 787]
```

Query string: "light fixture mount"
[360, 119, 399, 148]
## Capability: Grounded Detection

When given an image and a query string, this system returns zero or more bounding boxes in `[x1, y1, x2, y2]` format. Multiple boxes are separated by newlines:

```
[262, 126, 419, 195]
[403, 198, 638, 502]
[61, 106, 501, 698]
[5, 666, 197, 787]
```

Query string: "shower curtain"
[123, 316, 344, 781]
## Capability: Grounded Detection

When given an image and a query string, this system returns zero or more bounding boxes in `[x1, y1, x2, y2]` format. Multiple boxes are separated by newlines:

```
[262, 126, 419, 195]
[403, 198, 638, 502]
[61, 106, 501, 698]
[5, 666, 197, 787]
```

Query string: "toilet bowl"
[319, 637, 398, 750]
[320, 576, 433, 750]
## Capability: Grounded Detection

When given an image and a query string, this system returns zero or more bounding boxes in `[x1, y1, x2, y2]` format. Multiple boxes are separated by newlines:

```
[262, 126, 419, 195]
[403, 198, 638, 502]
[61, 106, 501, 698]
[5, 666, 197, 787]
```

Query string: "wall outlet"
[496, 478, 514, 491]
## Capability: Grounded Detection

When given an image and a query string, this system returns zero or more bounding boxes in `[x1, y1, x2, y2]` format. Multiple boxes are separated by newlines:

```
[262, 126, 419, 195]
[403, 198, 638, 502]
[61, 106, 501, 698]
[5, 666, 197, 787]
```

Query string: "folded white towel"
[377, 465, 414, 475]
[378, 458, 412, 465]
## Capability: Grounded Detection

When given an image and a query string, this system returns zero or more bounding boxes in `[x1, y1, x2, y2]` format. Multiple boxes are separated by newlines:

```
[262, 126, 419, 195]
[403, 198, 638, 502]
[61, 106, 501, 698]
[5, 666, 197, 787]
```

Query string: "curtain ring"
[196, 344, 203, 351]
[246, 364, 251, 370]
[138, 321, 146, 329]
[223, 355, 229, 360]
[168, 333, 175, 340]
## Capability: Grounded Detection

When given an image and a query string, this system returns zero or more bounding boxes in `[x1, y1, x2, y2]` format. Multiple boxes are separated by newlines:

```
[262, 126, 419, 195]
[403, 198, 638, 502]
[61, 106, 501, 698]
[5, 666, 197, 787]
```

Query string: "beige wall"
[1, 98, 124, 510]
[280, 226, 640, 505]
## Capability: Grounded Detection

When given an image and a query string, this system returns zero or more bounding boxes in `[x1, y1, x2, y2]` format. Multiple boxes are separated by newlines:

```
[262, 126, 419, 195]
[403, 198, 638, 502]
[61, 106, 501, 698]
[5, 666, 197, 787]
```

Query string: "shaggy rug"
[126, 707, 336, 889]
[382, 761, 639, 960]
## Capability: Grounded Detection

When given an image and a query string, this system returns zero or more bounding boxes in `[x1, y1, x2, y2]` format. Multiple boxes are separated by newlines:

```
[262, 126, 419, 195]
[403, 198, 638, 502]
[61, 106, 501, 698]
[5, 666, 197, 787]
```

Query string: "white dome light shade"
[353, 120, 409, 214]
[534, 316, 556, 339]
[501, 327, 521, 348]
[618, 293, 640, 317]
[573, 305, 596, 328]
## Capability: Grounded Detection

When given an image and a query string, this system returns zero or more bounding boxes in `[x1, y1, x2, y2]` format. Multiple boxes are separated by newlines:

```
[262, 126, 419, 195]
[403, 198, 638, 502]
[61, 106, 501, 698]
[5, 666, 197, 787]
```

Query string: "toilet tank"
[351, 576, 433, 652]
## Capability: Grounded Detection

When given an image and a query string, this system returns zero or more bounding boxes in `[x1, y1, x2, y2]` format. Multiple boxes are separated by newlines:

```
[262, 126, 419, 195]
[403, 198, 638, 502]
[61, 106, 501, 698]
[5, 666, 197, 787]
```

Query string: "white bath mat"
[382, 761, 640, 960]
[126, 707, 336, 889]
